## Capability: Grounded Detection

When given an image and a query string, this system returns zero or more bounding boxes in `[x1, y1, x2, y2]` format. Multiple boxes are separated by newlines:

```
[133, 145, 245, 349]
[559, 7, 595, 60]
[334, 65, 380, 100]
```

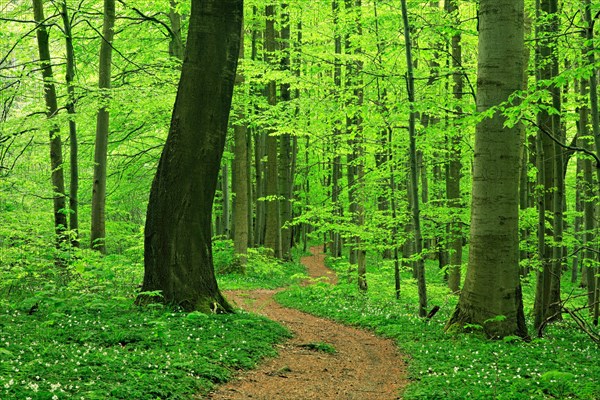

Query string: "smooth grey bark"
[90, 0, 115, 253]
[32, 0, 68, 244]
[138, 0, 242, 313]
[445, 0, 528, 339]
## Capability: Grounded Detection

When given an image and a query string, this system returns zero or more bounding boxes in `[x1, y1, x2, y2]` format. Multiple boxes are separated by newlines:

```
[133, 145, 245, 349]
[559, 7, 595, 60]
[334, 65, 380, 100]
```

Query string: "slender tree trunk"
[533, 0, 562, 328]
[401, 0, 427, 316]
[32, 0, 68, 245]
[345, 0, 357, 266]
[222, 160, 230, 238]
[232, 21, 249, 268]
[330, 0, 343, 258]
[168, 0, 184, 61]
[60, 0, 79, 247]
[279, 2, 293, 260]
[264, 4, 282, 258]
[90, 0, 115, 253]
[138, 0, 242, 313]
[445, 0, 463, 294]
[445, 0, 528, 339]
[583, 0, 599, 316]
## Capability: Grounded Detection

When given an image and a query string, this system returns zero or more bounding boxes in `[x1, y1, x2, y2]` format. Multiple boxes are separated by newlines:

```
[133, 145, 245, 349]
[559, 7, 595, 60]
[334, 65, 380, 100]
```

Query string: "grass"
[0, 234, 301, 399]
[275, 254, 600, 400]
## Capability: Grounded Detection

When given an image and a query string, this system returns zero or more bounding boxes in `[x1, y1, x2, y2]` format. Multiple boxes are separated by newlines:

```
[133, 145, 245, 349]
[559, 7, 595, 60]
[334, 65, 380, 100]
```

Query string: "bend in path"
[206, 246, 407, 400]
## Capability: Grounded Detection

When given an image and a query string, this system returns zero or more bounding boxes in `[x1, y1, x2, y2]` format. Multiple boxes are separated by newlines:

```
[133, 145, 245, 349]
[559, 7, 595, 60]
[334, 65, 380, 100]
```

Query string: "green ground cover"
[276, 255, 600, 400]
[0, 238, 302, 399]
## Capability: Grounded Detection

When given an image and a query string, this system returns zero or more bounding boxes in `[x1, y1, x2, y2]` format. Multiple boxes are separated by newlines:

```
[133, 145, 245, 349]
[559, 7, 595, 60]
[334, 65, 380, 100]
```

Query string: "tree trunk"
[32, 0, 68, 245]
[445, 0, 463, 294]
[401, 0, 427, 316]
[168, 0, 185, 61]
[222, 161, 230, 238]
[232, 21, 249, 268]
[279, 2, 293, 260]
[90, 0, 115, 253]
[445, 0, 528, 339]
[583, 0, 599, 315]
[264, 4, 282, 258]
[60, 0, 79, 247]
[533, 0, 562, 328]
[138, 0, 242, 313]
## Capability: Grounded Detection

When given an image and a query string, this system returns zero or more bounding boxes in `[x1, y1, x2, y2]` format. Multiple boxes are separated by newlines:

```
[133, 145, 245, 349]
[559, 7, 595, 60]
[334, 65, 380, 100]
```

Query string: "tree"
[137, 0, 243, 313]
[59, 0, 79, 246]
[232, 18, 249, 268]
[90, 0, 116, 253]
[32, 0, 68, 245]
[445, 0, 463, 294]
[264, 4, 282, 258]
[446, 0, 528, 339]
[401, 0, 427, 316]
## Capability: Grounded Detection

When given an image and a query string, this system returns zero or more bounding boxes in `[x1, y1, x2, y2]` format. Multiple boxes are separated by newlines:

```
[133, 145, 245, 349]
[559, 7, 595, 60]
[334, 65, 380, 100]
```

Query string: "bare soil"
[206, 247, 408, 400]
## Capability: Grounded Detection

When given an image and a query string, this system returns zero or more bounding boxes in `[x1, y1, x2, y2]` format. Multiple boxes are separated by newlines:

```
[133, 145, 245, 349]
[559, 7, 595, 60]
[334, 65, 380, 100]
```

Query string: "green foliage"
[0, 236, 292, 399]
[0, 298, 289, 399]
[276, 257, 600, 400]
[216, 241, 306, 290]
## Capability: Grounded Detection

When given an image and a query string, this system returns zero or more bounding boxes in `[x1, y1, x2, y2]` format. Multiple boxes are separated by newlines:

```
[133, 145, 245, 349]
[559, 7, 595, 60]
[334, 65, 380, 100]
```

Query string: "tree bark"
[168, 0, 185, 61]
[32, 0, 68, 244]
[60, 0, 79, 246]
[445, 0, 528, 339]
[583, 0, 599, 317]
[264, 4, 282, 258]
[401, 0, 427, 316]
[232, 20, 249, 268]
[138, 0, 242, 313]
[90, 0, 115, 253]
[279, 2, 293, 260]
[445, 0, 463, 294]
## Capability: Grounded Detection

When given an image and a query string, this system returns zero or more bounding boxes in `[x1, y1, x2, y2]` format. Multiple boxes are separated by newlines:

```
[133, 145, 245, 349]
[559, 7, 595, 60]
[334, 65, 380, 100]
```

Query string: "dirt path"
[206, 247, 407, 400]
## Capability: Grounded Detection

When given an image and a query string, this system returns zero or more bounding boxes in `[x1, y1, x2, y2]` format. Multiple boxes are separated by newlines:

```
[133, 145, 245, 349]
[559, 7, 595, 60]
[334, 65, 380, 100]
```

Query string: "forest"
[1, 0, 600, 398]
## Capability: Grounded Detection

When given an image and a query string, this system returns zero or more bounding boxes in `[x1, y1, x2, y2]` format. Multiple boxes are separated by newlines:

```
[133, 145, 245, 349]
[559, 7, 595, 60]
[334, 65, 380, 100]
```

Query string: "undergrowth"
[0, 217, 296, 399]
[276, 255, 600, 400]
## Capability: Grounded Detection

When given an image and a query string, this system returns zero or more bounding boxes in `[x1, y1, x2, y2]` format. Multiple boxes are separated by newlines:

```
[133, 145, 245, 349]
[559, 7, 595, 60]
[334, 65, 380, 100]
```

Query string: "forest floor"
[206, 247, 408, 400]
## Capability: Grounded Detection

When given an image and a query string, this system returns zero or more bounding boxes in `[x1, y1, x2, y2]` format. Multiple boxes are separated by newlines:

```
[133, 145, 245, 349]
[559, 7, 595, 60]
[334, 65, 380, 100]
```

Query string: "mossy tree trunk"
[138, 0, 242, 313]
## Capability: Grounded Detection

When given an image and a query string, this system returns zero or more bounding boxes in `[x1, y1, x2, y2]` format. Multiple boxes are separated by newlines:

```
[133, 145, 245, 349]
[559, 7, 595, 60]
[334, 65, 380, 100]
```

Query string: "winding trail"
[206, 246, 407, 400]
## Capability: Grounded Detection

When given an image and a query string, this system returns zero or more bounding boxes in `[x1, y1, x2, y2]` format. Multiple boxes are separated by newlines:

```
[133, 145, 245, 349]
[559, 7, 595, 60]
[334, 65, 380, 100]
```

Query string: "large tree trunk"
[138, 0, 242, 313]
[32, 0, 68, 244]
[90, 0, 115, 253]
[445, 0, 528, 339]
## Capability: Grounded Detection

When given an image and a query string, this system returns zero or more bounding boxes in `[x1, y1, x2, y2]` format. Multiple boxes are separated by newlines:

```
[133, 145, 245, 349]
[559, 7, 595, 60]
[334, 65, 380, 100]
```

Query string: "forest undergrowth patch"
[0, 238, 297, 399]
[276, 256, 600, 400]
